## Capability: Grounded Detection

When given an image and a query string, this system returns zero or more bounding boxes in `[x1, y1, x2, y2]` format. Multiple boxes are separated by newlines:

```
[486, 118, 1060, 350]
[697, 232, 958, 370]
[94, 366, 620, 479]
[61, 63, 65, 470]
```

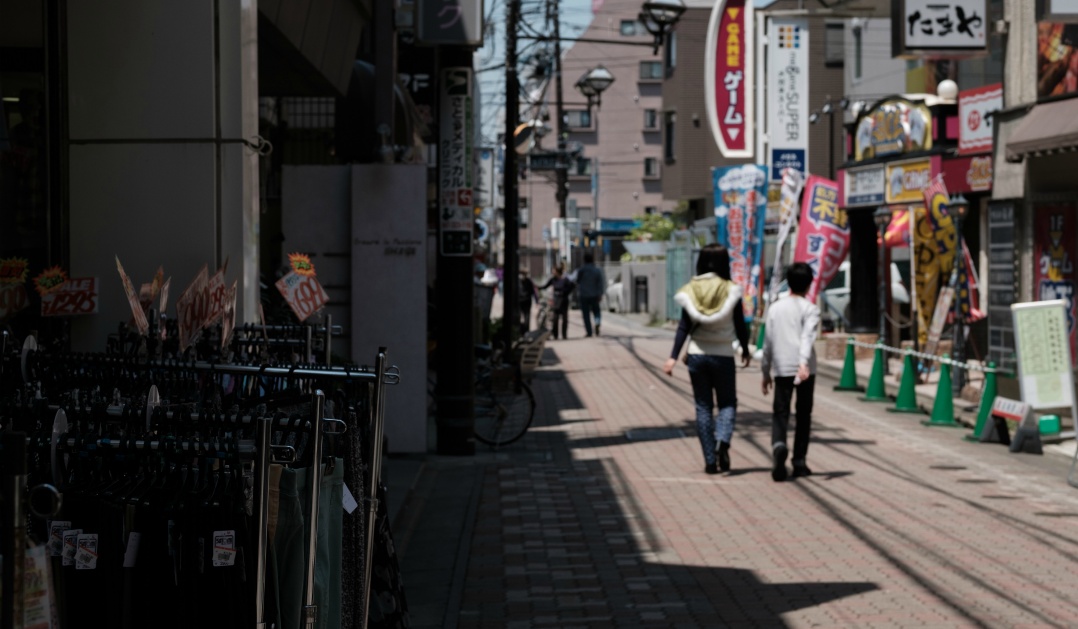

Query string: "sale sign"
[713, 164, 768, 320]
[204, 260, 229, 328]
[793, 175, 850, 304]
[115, 257, 149, 336]
[176, 264, 209, 352]
[41, 278, 99, 317]
[705, 0, 754, 158]
[0, 258, 29, 321]
[275, 271, 329, 322]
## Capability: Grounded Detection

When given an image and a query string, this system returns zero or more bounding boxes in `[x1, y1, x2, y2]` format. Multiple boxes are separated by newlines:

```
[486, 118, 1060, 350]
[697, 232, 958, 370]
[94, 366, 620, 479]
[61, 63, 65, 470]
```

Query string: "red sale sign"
[705, 0, 754, 158]
[0, 284, 29, 321]
[176, 264, 209, 352]
[275, 271, 329, 322]
[41, 278, 99, 317]
[115, 257, 149, 335]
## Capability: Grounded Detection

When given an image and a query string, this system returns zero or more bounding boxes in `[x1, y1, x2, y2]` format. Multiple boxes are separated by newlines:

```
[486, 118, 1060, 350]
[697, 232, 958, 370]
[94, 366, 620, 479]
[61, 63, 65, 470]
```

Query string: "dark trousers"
[771, 375, 815, 462]
[551, 308, 569, 339]
[580, 296, 601, 336]
[519, 301, 532, 332]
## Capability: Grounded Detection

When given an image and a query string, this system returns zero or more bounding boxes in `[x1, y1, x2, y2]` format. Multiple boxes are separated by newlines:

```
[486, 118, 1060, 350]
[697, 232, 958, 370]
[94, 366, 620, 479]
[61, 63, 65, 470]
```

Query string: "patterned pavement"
[394, 313, 1078, 628]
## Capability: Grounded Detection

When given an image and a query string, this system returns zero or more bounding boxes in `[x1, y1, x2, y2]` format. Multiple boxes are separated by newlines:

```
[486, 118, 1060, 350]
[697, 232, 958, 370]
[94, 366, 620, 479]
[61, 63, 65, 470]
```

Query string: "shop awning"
[1006, 98, 1078, 162]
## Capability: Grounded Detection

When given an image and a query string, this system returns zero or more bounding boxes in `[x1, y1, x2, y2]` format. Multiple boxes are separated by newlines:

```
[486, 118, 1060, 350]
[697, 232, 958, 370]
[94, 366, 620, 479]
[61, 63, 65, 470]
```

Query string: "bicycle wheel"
[473, 374, 536, 447]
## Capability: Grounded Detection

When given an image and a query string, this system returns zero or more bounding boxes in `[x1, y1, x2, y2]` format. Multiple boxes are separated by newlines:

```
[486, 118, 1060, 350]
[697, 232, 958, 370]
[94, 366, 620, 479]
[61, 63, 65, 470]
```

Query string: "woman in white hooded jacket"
[663, 244, 752, 474]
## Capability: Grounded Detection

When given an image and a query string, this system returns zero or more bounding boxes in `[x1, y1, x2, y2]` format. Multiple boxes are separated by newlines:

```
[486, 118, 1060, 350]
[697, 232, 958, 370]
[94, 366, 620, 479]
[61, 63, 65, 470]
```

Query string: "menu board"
[1012, 300, 1075, 409]
[988, 201, 1017, 373]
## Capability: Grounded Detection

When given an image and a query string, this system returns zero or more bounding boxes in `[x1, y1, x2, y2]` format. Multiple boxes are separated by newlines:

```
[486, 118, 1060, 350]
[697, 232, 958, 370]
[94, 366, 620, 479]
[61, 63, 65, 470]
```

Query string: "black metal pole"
[953, 214, 965, 395]
[501, 0, 521, 349]
[828, 109, 835, 180]
[553, 0, 568, 223]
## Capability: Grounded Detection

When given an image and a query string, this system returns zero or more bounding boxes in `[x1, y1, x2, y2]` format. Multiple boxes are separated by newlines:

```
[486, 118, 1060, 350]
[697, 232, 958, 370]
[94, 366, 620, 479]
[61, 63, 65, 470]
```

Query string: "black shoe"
[717, 442, 730, 472]
[596, 324, 601, 336]
[791, 461, 812, 478]
[772, 444, 789, 482]
[704, 463, 719, 475]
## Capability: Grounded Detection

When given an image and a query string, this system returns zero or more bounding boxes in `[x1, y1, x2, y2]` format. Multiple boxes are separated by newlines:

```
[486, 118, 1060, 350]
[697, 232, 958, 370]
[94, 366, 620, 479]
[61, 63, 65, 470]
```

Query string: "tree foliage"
[628, 213, 675, 242]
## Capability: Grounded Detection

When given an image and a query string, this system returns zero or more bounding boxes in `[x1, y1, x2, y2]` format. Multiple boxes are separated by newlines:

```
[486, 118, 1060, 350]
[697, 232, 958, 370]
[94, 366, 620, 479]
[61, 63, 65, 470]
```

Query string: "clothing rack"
[2, 345, 397, 629]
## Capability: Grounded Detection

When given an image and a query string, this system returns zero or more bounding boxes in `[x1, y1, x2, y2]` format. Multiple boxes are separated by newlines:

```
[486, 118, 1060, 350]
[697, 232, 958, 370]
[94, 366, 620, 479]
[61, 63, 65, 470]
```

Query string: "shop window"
[664, 31, 677, 76]
[644, 109, 659, 130]
[825, 22, 844, 66]
[620, 20, 637, 36]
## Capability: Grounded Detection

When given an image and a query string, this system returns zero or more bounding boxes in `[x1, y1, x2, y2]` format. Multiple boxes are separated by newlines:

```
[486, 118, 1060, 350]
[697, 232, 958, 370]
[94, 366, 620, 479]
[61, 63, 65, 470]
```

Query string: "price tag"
[0, 283, 29, 321]
[41, 277, 99, 317]
[221, 280, 238, 350]
[204, 265, 229, 328]
[275, 271, 329, 322]
[212, 530, 237, 567]
[159, 277, 171, 316]
[75, 533, 98, 570]
[115, 257, 149, 335]
[176, 264, 209, 352]
[62, 529, 82, 566]
[48, 520, 71, 556]
[343, 484, 359, 515]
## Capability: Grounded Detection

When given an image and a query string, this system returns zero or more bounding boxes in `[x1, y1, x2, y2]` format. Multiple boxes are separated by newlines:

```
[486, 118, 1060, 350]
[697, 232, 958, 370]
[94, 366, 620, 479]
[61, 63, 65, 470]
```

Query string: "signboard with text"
[40, 278, 99, 317]
[705, 0, 754, 158]
[766, 17, 808, 179]
[417, 0, 482, 46]
[843, 165, 886, 207]
[439, 67, 475, 256]
[988, 200, 1017, 373]
[885, 158, 934, 204]
[793, 175, 849, 304]
[958, 83, 1002, 154]
[713, 164, 768, 320]
[1012, 300, 1075, 409]
[894, 0, 988, 57]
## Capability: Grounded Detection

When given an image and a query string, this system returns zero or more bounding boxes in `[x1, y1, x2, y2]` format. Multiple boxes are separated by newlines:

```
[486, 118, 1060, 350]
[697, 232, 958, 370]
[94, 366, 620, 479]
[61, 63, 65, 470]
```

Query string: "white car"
[821, 260, 909, 325]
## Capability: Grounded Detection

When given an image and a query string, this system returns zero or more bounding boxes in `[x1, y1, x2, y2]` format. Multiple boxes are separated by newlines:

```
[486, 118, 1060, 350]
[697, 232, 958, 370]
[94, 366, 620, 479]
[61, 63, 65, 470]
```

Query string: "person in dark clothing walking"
[575, 252, 606, 337]
[539, 264, 574, 340]
[519, 269, 539, 332]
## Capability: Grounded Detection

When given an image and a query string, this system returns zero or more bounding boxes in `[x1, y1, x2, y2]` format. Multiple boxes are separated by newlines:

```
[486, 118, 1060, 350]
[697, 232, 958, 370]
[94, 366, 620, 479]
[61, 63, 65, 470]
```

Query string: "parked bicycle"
[472, 335, 539, 447]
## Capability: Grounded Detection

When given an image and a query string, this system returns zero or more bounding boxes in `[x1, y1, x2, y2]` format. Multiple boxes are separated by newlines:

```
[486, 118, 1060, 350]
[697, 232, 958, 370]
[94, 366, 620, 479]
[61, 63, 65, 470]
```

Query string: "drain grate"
[624, 428, 686, 442]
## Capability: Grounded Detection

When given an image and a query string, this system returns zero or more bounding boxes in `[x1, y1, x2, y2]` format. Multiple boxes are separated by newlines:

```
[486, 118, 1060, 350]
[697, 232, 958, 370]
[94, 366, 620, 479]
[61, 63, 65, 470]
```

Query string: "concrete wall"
[624, 260, 667, 320]
[67, 0, 260, 349]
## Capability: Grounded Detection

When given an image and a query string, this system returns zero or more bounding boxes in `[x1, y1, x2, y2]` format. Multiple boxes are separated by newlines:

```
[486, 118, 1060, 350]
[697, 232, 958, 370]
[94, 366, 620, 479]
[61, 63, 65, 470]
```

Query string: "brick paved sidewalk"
[395, 313, 1078, 628]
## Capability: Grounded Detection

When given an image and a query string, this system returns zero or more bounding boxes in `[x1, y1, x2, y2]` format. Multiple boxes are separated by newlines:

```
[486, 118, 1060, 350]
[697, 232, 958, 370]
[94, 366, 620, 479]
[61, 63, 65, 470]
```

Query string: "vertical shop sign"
[705, 0, 754, 158]
[766, 17, 808, 179]
[439, 67, 474, 256]
[793, 175, 849, 303]
[417, 0, 482, 46]
[958, 83, 1002, 154]
[1033, 204, 1078, 365]
[987, 200, 1017, 372]
[913, 204, 941, 346]
[713, 164, 768, 320]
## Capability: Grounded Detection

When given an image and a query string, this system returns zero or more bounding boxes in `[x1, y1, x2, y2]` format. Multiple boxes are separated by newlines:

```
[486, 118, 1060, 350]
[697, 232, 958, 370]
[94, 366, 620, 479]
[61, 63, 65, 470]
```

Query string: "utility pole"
[501, 0, 521, 350]
[553, 0, 568, 223]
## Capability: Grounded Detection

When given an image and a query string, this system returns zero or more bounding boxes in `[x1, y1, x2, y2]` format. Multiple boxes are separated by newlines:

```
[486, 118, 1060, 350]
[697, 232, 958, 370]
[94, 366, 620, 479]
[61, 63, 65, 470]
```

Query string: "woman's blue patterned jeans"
[686, 354, 737, 465]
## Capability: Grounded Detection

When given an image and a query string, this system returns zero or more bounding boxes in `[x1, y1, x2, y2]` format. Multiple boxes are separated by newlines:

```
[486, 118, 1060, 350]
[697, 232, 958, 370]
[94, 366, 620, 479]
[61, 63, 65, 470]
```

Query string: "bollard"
[923, 355, 961, 427]
[834, 338, 865, 392]
[859, 345, 889, 402]
[887, 353, 922, 414]
[966, 361, 997, 441]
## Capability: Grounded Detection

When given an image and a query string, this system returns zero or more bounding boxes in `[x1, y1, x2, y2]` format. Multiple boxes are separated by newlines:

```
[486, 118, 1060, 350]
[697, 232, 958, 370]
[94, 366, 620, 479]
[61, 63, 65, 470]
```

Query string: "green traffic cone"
[834, 338, 865, 392]
[924, 355, 961, 427]
[755, 321, 766, 351]
[966, 362, 998, 441]
[859, 346, 889, 401]
[887, 353, 922, 414]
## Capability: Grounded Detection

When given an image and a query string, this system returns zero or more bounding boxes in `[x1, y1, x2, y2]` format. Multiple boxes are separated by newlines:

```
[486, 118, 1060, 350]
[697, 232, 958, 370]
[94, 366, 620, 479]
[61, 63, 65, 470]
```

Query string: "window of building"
[577, 206, 595, 226]
[572, 157, 593, 177]
[639, 61, 663, 81]
[565, 109, 592, 129]
[645, 206, 658, 215]
[664, 31, 677, 75]
[620, 20, 637, 36]
[824, 22, 844, 66]
[853, 25, 863, 80]
[644, 109, 659, 130]
[663, 111, 676, 162]
[644, 157, 660, 178]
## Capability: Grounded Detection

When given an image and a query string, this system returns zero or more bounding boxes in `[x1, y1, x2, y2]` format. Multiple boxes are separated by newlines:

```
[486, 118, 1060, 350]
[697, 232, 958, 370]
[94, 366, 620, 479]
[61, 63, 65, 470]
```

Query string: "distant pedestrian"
[663, 244, 751, 475]
[761, 262, 820, 482]
[519, 269, 539, 332]
[539, 263, 575, 340]
[575, 252, 606, 337]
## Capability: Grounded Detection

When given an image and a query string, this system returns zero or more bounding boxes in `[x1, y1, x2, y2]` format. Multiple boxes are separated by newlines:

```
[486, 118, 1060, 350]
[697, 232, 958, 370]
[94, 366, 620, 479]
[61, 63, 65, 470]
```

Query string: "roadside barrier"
[887, 353, 922, 414]
[924, 356, 961, 427]
[966, 362, 998, 442]
[834, 338, 865, 392]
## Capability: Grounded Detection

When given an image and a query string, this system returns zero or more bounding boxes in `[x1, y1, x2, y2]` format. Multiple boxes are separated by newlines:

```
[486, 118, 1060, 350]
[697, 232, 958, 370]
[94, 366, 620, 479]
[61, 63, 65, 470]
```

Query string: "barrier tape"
[843, 338, 1001, 374]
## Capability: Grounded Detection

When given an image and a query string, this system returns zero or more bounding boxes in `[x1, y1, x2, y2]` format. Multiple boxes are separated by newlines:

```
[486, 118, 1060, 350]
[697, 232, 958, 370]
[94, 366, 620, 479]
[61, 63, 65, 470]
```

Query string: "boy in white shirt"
[761, 262, 820, 482]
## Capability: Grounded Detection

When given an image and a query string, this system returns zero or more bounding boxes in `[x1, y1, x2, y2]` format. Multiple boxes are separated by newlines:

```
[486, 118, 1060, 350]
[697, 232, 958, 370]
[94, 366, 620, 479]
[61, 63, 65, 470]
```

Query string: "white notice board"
[1011, 300, 1075, 410]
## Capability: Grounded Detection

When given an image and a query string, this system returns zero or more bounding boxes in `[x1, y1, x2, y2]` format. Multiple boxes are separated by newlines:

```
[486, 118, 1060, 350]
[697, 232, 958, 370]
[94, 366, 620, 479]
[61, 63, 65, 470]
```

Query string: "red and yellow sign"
[33, 266, 67, 296]
[0, 258, 29, 285]
[288, 252, 316, 277]
[854, 99, 933, 161]
[705, 0, 754, 158]
[885, 158, 934, 204]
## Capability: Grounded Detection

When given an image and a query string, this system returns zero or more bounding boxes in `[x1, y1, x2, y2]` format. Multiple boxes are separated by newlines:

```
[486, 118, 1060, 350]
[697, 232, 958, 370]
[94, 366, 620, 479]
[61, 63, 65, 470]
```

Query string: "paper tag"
[24, 544, 53, 628]
[48, 521, 71, 557]
[123, 532, 141, 568]
[75, 533, 98, 570]
[212, 530, 236, 567]
[62, 529, 82, 566]
[343, 484, 359, 515]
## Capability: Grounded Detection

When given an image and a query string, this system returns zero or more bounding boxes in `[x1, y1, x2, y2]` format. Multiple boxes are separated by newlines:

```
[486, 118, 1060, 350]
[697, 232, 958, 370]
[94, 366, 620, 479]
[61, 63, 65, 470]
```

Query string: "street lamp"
[574, 65, 615, 114]
[874, 206, 892, 360]
[949, 193, 970, 395]
[640, 0, 687, 54]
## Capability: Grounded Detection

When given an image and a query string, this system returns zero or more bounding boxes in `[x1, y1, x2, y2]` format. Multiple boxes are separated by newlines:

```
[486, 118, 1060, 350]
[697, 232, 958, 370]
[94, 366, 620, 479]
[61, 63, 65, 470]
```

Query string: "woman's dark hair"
[785, 262, 814, 294]
[696, 244, 731, 279]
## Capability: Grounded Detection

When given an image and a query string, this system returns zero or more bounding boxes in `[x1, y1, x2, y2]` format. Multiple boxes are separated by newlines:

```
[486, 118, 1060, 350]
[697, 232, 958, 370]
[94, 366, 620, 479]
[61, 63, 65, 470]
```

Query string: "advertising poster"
[705, 0, 754, 158]
[958, 83, 1002, 155]
[913, 205, 941, 346]
[792, 175, 849, 304]
[766, 17, 809, 180]
[1037, 22, 1078, 97]
[713, 164, 769, 320]
[1033, 204, 1077, 365]
[921, 174, 957, 281]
